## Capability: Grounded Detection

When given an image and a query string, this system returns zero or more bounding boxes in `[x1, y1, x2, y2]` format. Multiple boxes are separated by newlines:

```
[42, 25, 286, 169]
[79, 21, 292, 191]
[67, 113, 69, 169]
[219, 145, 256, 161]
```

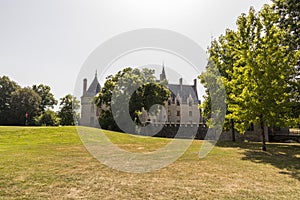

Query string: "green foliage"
[130, 82, 170, 124]
[272, 0, 300, 52]
[95, 68, 170, 131]
[0, 76, 21, 125]
[32, 84, 57, 113]
[0, 76, 60, 126]
[201, 5, 300, 150]
[199, 61, 226, 131]
[58, 94, 80, 126]
[226, 5, 299, 131]
[272, 0, 300, 126]
[35, 109, 60, 126]
[10, 87, 42, 125]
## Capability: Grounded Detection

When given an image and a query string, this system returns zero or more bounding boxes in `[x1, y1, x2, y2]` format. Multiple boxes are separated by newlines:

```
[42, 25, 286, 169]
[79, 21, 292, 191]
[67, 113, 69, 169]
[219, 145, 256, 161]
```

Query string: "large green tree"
[10, 87, 42, 125]
[58, 94, 80, 126]
[32, 84, 57, 114]
[95, 68, 170, 131]
[0, 76, 21, 125]
[202, 6, 300, 151]
[228, 6, 299, 151]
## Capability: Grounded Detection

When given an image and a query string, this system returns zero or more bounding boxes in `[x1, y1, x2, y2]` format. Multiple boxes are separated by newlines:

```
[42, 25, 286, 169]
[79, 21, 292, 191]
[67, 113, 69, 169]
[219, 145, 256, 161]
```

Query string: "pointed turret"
[160, 62, 166, 81]
[84, 71, 101, 97]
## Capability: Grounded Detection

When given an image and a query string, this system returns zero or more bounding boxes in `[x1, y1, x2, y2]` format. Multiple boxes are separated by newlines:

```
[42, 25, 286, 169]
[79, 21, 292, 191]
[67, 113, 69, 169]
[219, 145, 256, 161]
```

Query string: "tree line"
[0, 76, 79, 126]
[200, 0, 300, 151]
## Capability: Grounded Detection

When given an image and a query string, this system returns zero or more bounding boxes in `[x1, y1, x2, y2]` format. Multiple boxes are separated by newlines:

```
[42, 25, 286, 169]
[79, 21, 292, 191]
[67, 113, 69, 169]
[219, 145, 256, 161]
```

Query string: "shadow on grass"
[216, 141, 300, 181]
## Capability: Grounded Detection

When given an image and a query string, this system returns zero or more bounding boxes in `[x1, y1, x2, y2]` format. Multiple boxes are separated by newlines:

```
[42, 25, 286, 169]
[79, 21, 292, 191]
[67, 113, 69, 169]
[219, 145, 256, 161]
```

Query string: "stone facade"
[80, 67, 202, 128]
[145, 67, 202, 125]
[79, 72, 100, 127]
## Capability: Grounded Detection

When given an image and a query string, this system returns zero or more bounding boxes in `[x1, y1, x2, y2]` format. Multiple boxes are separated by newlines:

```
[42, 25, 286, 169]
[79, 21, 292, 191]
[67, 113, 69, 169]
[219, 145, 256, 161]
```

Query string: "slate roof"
[168, 84, 198, 104]
[85, 76, 101, 97]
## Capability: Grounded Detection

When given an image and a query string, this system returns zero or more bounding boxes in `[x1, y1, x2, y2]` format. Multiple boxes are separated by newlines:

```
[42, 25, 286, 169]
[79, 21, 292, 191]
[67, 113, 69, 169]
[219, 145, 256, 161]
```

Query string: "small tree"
[35, 109, 60, 126]
[32, 84, 57, 114]
[58, 94, 80, 126]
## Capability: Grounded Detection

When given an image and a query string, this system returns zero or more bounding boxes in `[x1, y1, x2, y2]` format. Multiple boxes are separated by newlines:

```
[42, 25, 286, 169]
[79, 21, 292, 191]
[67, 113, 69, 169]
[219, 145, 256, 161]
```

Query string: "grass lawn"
[0, 126, 300, 199]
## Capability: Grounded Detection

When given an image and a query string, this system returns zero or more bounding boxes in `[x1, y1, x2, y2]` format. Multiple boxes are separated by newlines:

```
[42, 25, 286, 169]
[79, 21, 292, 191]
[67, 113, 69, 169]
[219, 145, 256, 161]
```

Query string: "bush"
[35, 110, 60, 126]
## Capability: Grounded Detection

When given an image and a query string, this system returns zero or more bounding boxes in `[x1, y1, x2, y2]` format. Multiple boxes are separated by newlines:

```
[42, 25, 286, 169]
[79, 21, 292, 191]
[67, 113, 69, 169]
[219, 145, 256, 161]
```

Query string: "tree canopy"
[35, 109, 60, 126]
[32, 84, 57, 113]
[200, 5, 300, 151]
[58, 94, 80, 126]
[0, 76, 21, 125]
[95, 68, 170, 131]
[10, 87, 42, 125]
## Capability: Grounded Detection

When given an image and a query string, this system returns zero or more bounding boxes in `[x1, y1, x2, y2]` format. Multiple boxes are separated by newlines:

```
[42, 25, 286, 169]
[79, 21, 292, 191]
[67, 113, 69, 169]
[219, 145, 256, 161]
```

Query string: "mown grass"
[0, 126, 299, 199]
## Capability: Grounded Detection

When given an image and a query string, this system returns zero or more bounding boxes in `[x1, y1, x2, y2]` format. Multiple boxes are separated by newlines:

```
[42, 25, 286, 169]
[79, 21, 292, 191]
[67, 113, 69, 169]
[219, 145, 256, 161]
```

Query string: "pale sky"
[0, 0, 271, 109]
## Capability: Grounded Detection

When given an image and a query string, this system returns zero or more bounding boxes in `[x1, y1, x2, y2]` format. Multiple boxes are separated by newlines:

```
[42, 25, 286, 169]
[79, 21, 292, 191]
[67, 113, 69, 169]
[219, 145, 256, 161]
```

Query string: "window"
[91, 105, 94, 113]
[176, 100, 180, 106]
[189, 100, 192, 107]
[189, 111, 192, 117]
[168, 100, 171, 105]
[177, 111, 180, 116]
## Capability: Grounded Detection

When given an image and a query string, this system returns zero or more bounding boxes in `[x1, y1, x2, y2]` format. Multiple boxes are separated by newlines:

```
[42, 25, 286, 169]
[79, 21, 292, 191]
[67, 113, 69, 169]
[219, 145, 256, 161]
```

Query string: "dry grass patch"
[0, 126, 299, 199]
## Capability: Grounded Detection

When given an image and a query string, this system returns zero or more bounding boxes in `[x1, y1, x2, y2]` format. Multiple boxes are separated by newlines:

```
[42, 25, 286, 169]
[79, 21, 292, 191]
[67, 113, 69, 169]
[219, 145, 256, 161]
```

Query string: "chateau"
[80, 67, 202, 127]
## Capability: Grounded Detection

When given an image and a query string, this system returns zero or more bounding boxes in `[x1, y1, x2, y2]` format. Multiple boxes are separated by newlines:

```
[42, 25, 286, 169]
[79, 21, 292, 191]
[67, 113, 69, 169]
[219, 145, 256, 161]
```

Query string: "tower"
[80, 71, 101, 127]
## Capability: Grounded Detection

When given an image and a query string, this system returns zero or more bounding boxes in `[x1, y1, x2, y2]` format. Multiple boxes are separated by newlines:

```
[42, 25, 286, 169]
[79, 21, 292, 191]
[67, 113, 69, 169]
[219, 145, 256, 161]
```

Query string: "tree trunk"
[231, 119, 236, 142]
[260, 117, 267, 151]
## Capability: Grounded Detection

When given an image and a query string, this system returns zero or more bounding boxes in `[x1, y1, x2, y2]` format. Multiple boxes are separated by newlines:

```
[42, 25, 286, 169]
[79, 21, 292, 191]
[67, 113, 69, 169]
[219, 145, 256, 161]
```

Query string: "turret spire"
[160, 62, 166, 81]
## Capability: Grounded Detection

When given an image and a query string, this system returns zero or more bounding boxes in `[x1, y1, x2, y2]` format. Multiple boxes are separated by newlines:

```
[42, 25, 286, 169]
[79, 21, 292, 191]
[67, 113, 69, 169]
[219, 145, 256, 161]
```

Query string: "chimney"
[179, 78, 183, 90]
[194, 79, 197, 88]
[83, 78, 87, 95]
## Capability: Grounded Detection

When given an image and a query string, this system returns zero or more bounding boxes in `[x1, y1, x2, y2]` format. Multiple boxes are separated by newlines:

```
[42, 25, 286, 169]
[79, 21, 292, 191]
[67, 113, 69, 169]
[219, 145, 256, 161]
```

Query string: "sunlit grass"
[0, 126, 299, 199]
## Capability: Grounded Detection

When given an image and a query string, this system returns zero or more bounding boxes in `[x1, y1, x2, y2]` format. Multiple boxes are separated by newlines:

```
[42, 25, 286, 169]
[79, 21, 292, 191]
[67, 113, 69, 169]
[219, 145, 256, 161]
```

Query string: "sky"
[0, 0, 271, 109]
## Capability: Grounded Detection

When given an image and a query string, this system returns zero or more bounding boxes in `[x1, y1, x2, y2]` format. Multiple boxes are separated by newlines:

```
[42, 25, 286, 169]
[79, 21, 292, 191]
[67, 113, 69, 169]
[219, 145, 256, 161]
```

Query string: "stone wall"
[137, 123, 268, 142]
